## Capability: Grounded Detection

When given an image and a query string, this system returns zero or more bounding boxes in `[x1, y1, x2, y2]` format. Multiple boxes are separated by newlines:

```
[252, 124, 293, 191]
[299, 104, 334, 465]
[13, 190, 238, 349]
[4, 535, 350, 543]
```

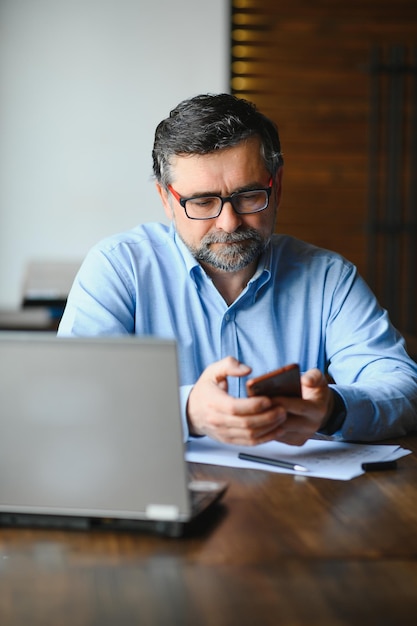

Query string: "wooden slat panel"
[231, 0, 417, 309]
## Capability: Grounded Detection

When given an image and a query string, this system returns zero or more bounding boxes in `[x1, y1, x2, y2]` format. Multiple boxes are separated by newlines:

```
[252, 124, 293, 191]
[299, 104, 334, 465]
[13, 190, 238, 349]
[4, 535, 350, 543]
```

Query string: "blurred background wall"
[0, 0, 229, 307]
[231, 0, 417, 342]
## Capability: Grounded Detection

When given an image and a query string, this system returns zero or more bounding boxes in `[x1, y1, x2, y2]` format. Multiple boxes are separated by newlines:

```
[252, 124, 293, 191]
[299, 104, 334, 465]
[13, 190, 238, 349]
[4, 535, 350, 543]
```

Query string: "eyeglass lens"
[185, 189, 269, 219]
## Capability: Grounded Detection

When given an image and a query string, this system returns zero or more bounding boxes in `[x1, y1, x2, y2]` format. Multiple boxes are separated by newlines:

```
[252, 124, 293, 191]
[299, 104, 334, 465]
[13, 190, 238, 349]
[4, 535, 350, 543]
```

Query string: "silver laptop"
[0, 333, 226, 536]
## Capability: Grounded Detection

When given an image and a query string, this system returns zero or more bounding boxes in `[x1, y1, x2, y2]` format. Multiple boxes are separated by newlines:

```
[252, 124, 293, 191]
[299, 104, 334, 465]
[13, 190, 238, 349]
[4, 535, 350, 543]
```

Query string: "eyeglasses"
[167, 178, 273, 220]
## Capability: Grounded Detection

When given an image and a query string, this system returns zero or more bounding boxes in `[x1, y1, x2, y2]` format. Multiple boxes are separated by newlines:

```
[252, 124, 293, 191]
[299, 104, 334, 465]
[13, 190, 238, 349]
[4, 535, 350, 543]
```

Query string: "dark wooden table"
[1, 435, 417, 625]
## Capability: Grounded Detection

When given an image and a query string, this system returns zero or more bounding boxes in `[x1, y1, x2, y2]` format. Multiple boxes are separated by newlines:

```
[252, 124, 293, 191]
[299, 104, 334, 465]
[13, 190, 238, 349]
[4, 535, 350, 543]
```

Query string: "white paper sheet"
[186, 437, 411, 480]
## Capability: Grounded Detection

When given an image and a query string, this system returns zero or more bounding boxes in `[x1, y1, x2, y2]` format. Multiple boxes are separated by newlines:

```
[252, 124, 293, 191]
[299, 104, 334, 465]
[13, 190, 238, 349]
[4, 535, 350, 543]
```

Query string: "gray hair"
[152, 93, 284, 188]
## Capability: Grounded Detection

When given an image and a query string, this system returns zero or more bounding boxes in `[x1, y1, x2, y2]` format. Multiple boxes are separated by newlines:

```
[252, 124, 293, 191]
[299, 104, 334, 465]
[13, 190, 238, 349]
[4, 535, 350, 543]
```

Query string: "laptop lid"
[0, 333, 226, 535]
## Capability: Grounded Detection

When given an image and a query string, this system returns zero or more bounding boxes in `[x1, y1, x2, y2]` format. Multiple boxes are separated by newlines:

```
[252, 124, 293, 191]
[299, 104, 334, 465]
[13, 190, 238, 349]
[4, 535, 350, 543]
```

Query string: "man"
[58, 93, 417, 446]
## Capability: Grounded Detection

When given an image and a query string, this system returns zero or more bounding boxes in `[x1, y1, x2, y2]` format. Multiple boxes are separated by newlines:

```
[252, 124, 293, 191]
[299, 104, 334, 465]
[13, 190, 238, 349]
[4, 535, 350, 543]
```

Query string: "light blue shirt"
[58, 222, 417, 442]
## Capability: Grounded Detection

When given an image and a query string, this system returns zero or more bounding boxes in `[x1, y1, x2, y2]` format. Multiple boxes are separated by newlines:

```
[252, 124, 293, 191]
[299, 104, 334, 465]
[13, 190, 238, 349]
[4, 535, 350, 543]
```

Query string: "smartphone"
[246, 363, 301, 398]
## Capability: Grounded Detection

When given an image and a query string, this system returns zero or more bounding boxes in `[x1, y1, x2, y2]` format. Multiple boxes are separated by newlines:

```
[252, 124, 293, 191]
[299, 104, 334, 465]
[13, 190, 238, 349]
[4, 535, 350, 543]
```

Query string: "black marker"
[361, 460, 398, 471]
[238, 452, 309, 472]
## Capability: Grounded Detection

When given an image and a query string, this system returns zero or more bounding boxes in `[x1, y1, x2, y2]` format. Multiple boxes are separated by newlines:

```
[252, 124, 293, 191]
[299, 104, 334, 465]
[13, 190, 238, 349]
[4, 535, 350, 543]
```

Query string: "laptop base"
[0, 482, 228, 538]
[0, 506, 226, 538]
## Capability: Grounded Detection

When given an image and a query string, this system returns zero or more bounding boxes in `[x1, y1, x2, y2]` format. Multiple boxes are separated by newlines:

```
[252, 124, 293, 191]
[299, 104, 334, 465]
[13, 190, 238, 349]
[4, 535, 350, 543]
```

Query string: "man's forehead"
[168, 137, 265, 182]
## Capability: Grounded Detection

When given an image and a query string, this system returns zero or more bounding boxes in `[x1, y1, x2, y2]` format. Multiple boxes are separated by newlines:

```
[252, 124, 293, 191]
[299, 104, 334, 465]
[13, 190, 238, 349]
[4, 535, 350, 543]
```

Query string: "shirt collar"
[248, 243, 272, 290]
[169, 224, 202, 276]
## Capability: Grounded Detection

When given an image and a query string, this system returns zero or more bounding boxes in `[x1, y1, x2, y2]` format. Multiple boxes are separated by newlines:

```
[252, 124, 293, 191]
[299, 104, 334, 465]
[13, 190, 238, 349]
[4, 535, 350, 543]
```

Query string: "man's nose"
[214, 200, 242, 232]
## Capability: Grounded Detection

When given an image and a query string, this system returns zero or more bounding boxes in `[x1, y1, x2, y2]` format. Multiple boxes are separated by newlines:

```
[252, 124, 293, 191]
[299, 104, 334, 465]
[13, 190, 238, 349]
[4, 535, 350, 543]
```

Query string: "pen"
[238, 452, 309, 473]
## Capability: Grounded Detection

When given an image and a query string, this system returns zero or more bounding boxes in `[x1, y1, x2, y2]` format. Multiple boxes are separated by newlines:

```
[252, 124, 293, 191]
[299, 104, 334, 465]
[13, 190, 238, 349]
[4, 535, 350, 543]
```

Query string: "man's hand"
[186, 357, 287, 446]
[187, 360, 335, 447]
[269, 368, 335, 446]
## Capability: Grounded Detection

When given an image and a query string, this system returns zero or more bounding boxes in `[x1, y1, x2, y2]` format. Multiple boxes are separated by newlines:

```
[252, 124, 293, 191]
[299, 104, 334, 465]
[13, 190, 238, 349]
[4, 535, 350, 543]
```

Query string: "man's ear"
[274, 166, 284, 207]
[155, 182, 173, 220]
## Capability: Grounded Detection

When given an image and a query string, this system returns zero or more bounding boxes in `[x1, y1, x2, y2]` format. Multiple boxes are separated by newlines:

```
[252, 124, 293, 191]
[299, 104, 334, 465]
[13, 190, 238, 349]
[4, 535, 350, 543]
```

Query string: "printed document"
[186, 437, 411, 480]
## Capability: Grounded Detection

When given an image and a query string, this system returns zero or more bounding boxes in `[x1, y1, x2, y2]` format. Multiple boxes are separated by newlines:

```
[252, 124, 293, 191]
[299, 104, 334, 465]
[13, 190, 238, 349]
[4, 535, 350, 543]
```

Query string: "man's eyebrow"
[233, 181, 268, 193]
[185, 181, 268, 197]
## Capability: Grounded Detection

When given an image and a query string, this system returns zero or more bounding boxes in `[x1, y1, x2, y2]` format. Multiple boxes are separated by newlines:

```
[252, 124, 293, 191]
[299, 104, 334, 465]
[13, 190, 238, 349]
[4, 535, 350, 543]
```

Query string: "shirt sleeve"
[179, 385, 193, 442]
[58, 245, 136, 336]
[324, 262, 417, 441]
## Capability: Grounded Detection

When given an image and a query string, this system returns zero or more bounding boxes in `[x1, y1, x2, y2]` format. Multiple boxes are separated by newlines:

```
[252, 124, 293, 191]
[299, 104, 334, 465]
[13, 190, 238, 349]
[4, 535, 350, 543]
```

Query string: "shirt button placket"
[220, 309, 240, 397]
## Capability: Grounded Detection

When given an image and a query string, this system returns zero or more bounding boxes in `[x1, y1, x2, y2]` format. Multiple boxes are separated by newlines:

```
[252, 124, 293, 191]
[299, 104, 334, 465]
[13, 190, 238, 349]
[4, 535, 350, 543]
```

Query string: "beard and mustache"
[182, 227, 269, 273]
